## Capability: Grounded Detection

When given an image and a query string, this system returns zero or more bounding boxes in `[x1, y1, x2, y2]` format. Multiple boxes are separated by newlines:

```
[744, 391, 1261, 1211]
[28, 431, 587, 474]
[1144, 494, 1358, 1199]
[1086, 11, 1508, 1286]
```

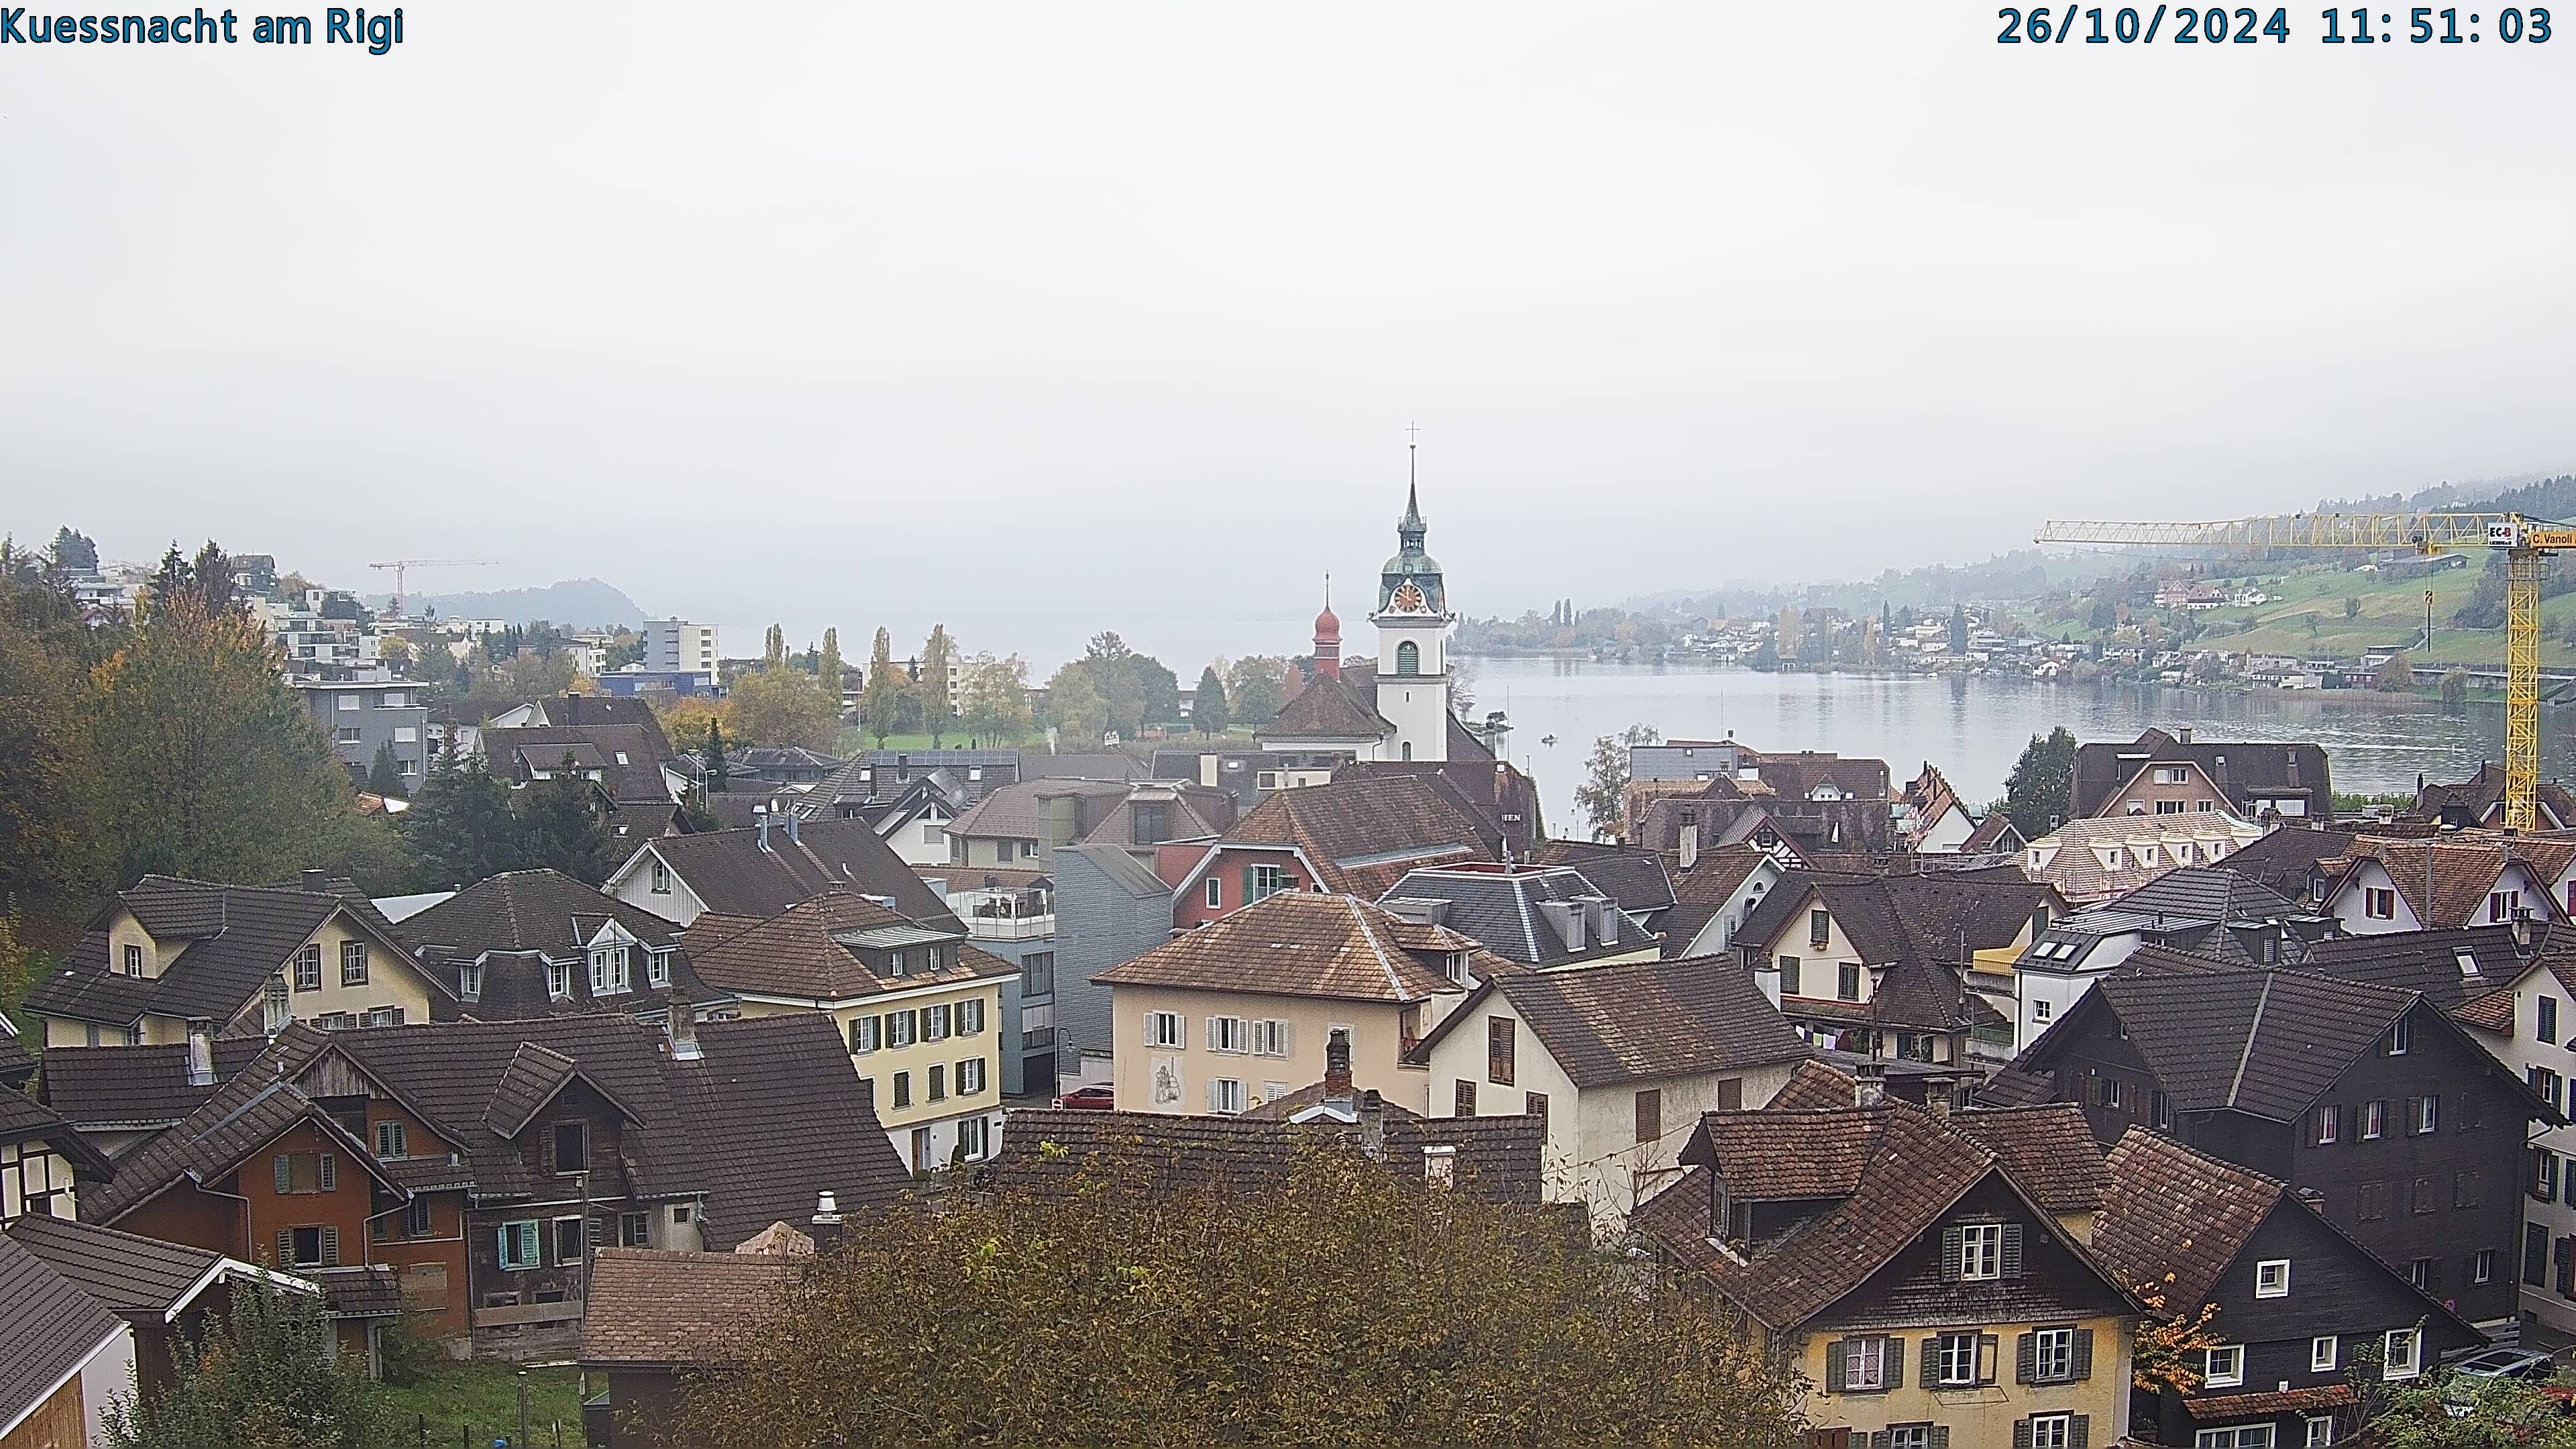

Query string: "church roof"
[1261, 676, 1391, 741]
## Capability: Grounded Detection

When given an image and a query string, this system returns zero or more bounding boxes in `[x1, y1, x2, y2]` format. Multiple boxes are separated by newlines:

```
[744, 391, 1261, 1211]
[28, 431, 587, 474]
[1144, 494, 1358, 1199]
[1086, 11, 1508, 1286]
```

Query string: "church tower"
[1371, 466, 1452, 763]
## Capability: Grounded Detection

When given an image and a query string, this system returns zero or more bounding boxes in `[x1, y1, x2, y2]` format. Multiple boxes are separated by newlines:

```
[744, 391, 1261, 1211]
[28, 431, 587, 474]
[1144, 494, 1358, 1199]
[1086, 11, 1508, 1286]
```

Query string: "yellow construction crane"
[367, 558, 498, 619]
[2036, 513, 2576, 832]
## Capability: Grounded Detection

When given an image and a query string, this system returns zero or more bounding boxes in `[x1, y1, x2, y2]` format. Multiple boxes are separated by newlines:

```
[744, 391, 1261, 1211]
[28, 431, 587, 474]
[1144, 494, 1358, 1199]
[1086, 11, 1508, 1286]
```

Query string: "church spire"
[1399, 425, 1426, 550]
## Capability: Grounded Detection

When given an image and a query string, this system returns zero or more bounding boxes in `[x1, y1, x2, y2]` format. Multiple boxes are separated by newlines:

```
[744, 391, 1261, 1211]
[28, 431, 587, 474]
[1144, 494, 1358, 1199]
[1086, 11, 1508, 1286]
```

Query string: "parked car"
[1052, 1085, 1115, 1110]
[2443, 1348, 2561, 1418]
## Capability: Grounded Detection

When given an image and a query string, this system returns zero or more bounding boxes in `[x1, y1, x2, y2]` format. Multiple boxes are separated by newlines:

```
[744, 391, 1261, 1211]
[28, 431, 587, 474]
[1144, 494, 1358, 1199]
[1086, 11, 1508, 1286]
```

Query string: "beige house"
[2019, 814, 2266, 905]
[681, 891, 1015, 1172]
[24, 874, 445, 1049]
[1092, 892, 1487, 1116]
[1413, 955, 1813, 1234]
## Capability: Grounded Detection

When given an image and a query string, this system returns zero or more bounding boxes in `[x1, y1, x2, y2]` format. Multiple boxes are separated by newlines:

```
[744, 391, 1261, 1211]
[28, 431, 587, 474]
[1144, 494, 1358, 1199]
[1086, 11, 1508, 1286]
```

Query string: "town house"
[603, 814, 954, 929]
[398, 867, 728, 1024]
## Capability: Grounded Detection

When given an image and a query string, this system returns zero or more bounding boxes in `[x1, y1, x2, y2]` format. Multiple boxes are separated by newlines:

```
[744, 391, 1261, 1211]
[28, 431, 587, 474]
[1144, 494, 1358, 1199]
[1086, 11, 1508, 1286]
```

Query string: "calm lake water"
[1467, 657, 2576, 831]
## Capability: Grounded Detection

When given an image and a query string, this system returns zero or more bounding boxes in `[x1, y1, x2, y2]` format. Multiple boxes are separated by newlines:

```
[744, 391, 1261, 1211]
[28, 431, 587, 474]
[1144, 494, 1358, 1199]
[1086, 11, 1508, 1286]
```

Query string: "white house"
[2453, 956, 2576, 1332]
[1413, 955, 1812, 1236]
[2321, 840, 2563, 935]
[1658, 844, 1782, 960]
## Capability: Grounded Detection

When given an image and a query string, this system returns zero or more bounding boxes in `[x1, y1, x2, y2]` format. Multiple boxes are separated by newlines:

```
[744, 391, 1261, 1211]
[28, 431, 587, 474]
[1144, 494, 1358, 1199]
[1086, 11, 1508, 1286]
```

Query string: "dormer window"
[459, 963, 484, 1002]
[546, 960, 574, 1000]
[123, 943, 144, 977]
[590, 947, 631, 996]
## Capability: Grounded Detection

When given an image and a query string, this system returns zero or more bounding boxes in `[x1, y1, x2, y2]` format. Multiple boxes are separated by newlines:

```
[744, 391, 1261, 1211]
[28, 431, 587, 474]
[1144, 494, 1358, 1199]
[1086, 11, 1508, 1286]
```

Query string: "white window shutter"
[1206, 1016, 1220, 1050]
[1279, 1020, 1295, 1056]
[1205, 1079, 1221, 1112]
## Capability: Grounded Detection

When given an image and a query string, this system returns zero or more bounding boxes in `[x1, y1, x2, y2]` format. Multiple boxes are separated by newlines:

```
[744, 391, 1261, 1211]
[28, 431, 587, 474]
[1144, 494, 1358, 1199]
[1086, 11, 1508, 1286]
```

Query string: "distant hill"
[399, 578, 645, 629]
[1619, 548, 2133, 617]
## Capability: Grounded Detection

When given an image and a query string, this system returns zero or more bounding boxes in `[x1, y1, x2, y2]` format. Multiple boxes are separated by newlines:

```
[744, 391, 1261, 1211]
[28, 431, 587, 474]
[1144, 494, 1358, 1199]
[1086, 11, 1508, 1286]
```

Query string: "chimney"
[1581, 894, 1619, 943]
[666, 986, 702, 1062]
[783, 812, 800, 845]
[2514, 908, 2534, 951]
[810, 1190, 844, 1248]
[2175, 727, 2192, 745]
[1678, 822, 1700, 871]
[1536, 899, 1587, 953]
[1925, 1079, 1953, 1120]
[756, 810, 771, 851]
[1854, 1061, 1887, 1108]
[1357, 1089, 1386, 1159]
[1324, 1027, 1354, 1105]
[299, 869, 330, 893]
[186, 1020, 215, 1088]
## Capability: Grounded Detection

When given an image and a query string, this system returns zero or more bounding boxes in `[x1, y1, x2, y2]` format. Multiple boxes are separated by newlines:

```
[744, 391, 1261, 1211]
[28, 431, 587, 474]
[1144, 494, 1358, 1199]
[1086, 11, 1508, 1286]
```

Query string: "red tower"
[1312, 579, 1341, 680]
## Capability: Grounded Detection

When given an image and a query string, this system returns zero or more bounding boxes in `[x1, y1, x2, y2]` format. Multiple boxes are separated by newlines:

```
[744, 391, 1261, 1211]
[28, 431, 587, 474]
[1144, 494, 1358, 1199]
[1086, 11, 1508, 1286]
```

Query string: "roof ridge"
[2224, 971, 2275, 1108]
[1344, 895, 1407, 998]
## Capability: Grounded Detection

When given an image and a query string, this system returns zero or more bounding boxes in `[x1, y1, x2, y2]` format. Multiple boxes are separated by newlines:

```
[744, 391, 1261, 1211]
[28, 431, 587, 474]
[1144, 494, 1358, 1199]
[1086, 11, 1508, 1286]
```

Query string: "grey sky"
[7, 1, 2573, 670]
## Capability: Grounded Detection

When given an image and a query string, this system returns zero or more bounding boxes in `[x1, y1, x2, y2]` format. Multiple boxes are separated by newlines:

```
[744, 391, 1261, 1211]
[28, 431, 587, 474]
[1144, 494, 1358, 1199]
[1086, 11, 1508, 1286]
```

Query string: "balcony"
[964, 913, 1055, 941]
[471, 1297, 584, 1330]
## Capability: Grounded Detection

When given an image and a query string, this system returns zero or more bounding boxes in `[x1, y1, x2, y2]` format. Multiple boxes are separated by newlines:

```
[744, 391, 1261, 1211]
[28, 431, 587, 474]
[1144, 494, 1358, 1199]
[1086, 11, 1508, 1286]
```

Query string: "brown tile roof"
[989, 1106, 1542, 1203]
[1093, 892, 1472, 1004]
[2210, 825, 2359, 897]
[1416, 955, 1811, 1089]
[580, 1247, 798, 1367]
[5, 1213, 232, 1318]
[2454, 985, 2519, 1034]
[1765, 1060, 1860, 1110]
[2322, 835, 2568, 930]
[1945, 1104, 2106, 1216]
[1658, 845, 1775, 955]
[482, 723, 678, 808]
[679, 891, 1012, 1002]
[2302, 924, 2531, 1008]
[1262, 675, 1392, 740]
[401, 868, 681, 957]
[2072, 730, 2331, 819]
[2052, 966, 2426, 1123]
[1529, 841, 1677, 917]
[0, 1233, 124, 1430]
[1960, 813, 2025, 853]
[36, 1036, 269, 1132]
[641, 818, 957, 927]
[1751, 751, 1891, 803]
[83, 1066, 403, 1223]
[310, 1265, 401, 1319]
[2092, 1128, 2283, 1307]
[945, 777, 1132, 843]
[2182, 1386, 2356, 1420]
[1220, 773, 1494, 896]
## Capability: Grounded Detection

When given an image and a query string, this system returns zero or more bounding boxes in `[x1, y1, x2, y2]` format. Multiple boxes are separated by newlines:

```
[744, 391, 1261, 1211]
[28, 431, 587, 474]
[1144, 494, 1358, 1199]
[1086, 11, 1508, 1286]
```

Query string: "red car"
[1052, 1085, 1116, 1111]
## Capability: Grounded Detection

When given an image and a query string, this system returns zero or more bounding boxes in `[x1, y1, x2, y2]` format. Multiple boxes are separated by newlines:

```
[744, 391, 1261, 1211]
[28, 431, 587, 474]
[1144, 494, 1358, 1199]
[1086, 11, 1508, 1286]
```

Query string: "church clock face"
[1391, 581, 1426, 612]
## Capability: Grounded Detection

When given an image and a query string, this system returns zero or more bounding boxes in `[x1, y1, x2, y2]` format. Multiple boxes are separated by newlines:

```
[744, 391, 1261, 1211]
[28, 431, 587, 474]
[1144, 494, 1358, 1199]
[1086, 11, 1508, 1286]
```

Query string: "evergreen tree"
[1191, 665, 1230, 737]
[519, 752, 613, 883]
[1133, 654, 1181, 727]
[398, 755, 525, 888]
[145, 543, 192, 616]
[920, 625, 957, 746]
[1947, 603, 1971, 655]
[364, 742, 407, 799]
[2001, 726, 2078, 839]
[704, 718, 729, 793]
[191, 541, 235, 617]
[48, 526, 97, 573]
[861, 627, 909, 748]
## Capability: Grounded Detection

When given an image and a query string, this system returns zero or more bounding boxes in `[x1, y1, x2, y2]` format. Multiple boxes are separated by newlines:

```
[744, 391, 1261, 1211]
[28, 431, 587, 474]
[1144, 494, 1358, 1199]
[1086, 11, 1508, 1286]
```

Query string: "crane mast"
[2037, 512, 2576, 833]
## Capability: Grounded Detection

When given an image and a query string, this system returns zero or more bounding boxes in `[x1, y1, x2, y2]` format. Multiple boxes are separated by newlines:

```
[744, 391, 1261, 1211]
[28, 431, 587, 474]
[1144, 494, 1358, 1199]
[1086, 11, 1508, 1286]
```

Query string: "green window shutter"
[1884, 1337, 1904, 1389]
[1825, 1340, 1847, 1393]
[2001, 1222, 2025, 1277]
[2012, 1420, 2031, 1449]
[1941, 1225, 1966, 1279]
[2070, 1415, 2090, 1449]
[1978, 1335, 1999, 1385]
[1242, 867, 1258, 902]
[274, 1228, 292, 1267]
[274, 1154, 292, 1195]
[2016, 1332, 2037, 1384]
[321, 1226, 339, 1266]
[1930, 1430, 1949, 1449]
[1870, 1434, 1890, 1449]
[1921, 1337, 1941, 1387]
[2073, 1328, 2094, 1380]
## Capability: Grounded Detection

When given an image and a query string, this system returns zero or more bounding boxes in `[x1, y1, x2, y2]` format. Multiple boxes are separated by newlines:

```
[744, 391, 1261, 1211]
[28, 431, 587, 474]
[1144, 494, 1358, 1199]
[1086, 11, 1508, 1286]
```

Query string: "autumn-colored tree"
[1572, 723, 1658, 842]
[727, 666, 840, 751]
[2374, 651, 2416, 693]
[958, 652, 1032, 745]
[672, 1148, 1800, 1449]
[1042, 661, 1108, 747]
[2120, 1271, 2224, 1395]
[920, 625, 957, 745]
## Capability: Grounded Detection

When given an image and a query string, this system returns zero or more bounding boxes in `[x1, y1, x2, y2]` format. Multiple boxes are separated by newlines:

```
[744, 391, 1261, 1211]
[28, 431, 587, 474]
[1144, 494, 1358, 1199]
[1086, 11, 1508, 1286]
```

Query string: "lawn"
[2181, 560, 2576, 670]
[369, 1360, 586, 1449]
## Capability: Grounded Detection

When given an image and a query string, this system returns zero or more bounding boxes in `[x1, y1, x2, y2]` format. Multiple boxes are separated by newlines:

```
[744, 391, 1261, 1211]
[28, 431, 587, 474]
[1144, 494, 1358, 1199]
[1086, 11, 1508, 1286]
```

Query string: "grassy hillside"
[2182, 560, 2576, 669]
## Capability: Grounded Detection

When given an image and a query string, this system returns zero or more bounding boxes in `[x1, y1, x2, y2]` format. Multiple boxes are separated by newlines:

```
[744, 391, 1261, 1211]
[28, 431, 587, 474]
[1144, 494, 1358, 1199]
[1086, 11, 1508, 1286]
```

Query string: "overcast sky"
[7, 2, 2574, 669]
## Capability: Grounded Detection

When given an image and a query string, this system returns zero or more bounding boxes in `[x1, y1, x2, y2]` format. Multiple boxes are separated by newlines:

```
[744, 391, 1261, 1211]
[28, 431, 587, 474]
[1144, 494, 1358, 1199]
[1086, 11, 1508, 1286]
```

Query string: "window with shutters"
[2255, 1260, 2290, 1297]
[374, 1121, 407, 1159]
[263, 978, 292, 1032]
[1810, 910, 1832, 948]
[279, 1224, 337, 1269]
[2416, 1096, 2439, 1134]
[2027, 1417, 2081, 1449]
[1885, 1428, 1934, 1449]
[340, 940, 369, 986]
[552, 1122, 588, 1175]
[1250, 1019, 1289, 1056]
[959, 997, 985, 1034]
[2535, 1069, 2565, 1116]
[1246, 865, 1290, 902]
[888, 1010, 918, 1048]
[2363, 1099, 2387, 1139]
[1841, 1335, 1888, 1391]
[928, 1065, 947, 1102]
[403, 1197, 433, 1237]
[1455, 1079, 1478, 1118]
[959, 1057, 986, 1095]
[1489, 1018, 1515, 1085]
[271, 1151, 336, 1195]
[849, 1014, 880, 1054]
[2204, 1344, 2245, 1389]
[2025, 1326, 2080, 1383]
[294, 944, 323, 991]
[1208, 1078, 1246, 1114]
[893, 1071, 912, 1110]
[1209, 1016, 1248, 1053]
[2365, 888, 2396, 920]
[2303, 1419, 2333, 1448]
[497, 1220, 540, 1270]
[1837, 963, 1862, 1002]
[1524, 1091, 1548, 1128]
[1635, 1088, 1662, 1144]
[1145, 1012, 1183, 1049]
[924, 1004, 952, 1042]
[1933, 1332, 1981, 1387]
[2314, 1103, 2339, 1145]
[620, 1212, 649, 1248]
[2544, 996, 2562, 1044]
[1957, 1222, 2004, 1280]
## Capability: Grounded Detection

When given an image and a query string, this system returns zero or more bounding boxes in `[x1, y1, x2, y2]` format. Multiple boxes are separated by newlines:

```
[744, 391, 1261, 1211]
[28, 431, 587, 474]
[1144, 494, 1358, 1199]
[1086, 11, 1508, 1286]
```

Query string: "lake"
[1464, 657, 2576, 832]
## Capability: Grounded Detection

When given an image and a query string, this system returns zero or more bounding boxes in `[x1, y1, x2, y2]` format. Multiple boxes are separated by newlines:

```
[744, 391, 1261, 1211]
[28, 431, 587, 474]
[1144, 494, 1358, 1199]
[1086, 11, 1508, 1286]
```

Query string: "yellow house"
[1632, 1097, 2138, 1449]
[25, 874, 444, 1049]
[680, 890, 1014, 1173]
[1093, 892, 1481, 1117]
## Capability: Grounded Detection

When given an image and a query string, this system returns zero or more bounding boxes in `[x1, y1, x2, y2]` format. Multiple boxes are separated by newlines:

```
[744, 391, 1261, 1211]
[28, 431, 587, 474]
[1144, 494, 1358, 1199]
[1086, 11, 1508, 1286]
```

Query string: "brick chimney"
[666, 986, 702, 1062]
[1324, 1027, 1354, 1107]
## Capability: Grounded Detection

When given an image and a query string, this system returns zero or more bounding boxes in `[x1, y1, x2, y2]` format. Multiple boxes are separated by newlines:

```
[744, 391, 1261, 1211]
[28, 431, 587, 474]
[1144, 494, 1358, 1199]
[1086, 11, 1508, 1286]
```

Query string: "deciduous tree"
[2373, 651, 2416, 693]
[1572, 724, 1658, 841]
[861, 628, 910, 748]
[727, 665, 840, 751]
[105, 1275, 391, 1449]
[818, 627, 844, 705]
[920, 625, 957, 745]
[1224, 655, 1290, 729]
[1043, 661, 1108, 747]
[959, 653, 1032, 745]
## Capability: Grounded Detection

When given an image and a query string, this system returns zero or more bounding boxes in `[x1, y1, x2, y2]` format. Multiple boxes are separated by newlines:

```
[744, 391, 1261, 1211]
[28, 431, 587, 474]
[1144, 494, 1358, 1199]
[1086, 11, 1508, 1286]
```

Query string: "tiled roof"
[1420, 955, 1811, 1089]
[2092, 1128, 2282, 1307]
[1750, 751, 1891, 803]
[989, 1106, 1542, 1203]
[2182, 1386, 2356, 1421]
[1220, 773, 1494, 896]
[482, 1043, 582, 1138]
[1945, 1104, 2105, 1216]
[1028, 752, 1153, 782]
[1960, 814, 2025, 853]
[2210, 825, 2359, 896]
[2323, 837, 2536, 930]
[401, 869, 681, 957]
[1741, 870, 2055, 973]
[1657, 845, 1774, 955]
[2072, 731, 2332, 818]
[482, 723, 678, 808]
[25, 875, 443, 1028]
[1529, 842, 1677, 917]
[0, 1232, 124, 1430]
[2107, 866, 2307, 925]
[1765, 1060, 1861, 1110]
[0, 1090, 109, 1177]
[1375, 863, 1657, 967]
[2044, 966, 2421, 1124]
[2455, 985, 2519, 1034]
[2415, 762, 2576, 831]
[641, 818, 956, 927]
[945, 777, 1131, 843]
[2302, 924, 2530, 1008]
[1093, 892, 1474, 1004]
[1260, 676, 1392, 740]
[83, 1067, 399, 1223]
[310, 1265, 401, 1318]
[679, 891, 1012, 1002]
[5, 1214, 231, 1318]
[38, 1036, 271, 1132]
[580, 1247, 800, 1366]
